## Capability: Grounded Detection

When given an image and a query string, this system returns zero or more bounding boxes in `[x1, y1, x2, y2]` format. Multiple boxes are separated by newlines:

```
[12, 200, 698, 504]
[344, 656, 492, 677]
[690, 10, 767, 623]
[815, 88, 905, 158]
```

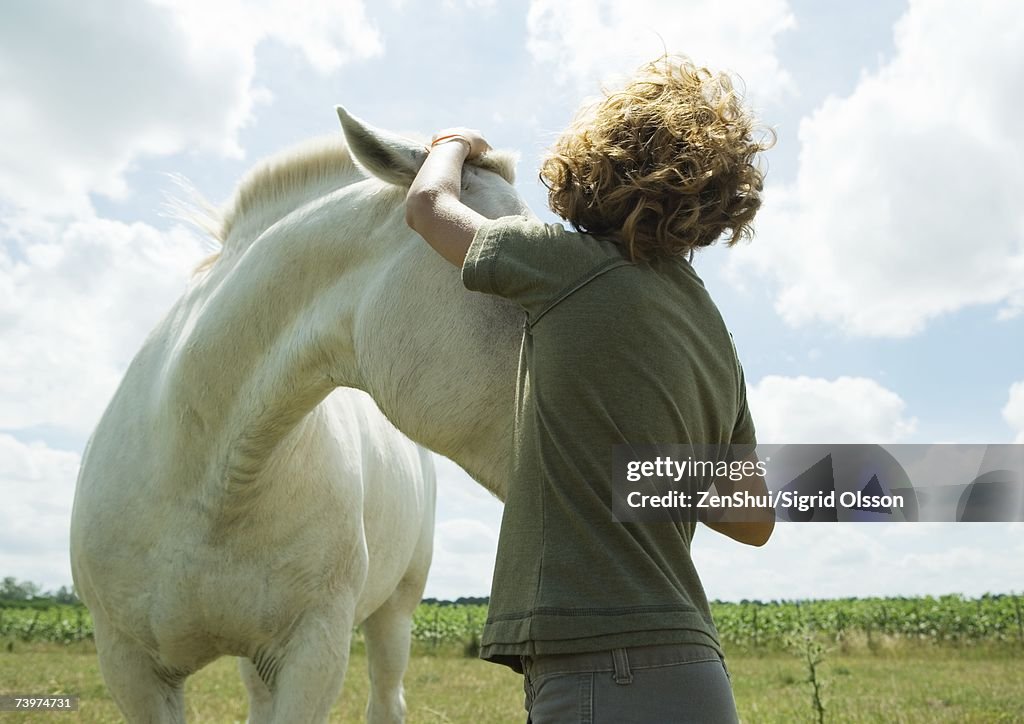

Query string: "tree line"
[0, 577, 80, 608]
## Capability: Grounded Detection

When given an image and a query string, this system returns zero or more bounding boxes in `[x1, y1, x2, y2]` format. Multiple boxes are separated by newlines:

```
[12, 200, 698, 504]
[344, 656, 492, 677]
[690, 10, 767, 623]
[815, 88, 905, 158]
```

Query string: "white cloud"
[152, 0, 384, 74]
[441, 0, 497, 10]
[996, 290, 1024, 321]
[747, 375, 917, 443]
[694, 523, 1024, 601]
[0, 216, 207, 437]
[426, 517, 500, 600]
[1003, 381, 1024, 444]
[423, 455, 503, 599]
[0, 0, 382, 215]
[526, 0, 796, 103]
[0, 435, 80, 591]
[728, 0, 1024, 337]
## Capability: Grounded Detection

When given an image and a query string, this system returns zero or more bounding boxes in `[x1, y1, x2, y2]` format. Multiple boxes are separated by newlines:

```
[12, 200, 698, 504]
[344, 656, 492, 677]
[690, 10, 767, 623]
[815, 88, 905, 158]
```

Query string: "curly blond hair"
[540, 54, 774, 261]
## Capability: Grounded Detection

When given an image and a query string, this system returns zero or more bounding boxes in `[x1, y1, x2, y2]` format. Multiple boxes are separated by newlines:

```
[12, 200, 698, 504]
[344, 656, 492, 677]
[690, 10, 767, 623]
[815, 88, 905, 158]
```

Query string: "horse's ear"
[336, 106, 426, 186]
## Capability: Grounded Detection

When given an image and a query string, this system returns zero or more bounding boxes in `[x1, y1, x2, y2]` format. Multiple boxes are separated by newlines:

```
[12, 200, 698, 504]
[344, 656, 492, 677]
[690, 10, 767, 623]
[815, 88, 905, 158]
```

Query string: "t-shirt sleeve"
[462, 215, 629, 320]
[731, 360, 757, 447]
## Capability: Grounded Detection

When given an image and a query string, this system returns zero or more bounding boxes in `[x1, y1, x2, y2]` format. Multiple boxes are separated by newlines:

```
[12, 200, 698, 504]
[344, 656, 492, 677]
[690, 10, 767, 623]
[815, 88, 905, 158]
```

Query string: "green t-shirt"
[461, 215, 755, 673]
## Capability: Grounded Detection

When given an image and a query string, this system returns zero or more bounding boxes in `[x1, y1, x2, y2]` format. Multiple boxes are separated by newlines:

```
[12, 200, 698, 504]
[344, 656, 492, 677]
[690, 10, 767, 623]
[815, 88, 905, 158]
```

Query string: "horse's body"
[69, 110, 533, 722]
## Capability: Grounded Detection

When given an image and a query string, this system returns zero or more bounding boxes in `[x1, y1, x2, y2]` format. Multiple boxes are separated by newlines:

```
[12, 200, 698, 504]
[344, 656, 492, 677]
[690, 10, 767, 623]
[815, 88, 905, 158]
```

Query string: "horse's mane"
[219, 136, 358, 246]
[182, 134, 518, 273]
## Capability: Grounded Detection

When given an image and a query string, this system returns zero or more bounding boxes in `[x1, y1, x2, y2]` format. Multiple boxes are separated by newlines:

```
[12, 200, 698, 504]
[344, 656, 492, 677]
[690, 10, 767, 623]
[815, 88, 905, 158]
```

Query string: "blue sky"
[1, 0, 1022, 601]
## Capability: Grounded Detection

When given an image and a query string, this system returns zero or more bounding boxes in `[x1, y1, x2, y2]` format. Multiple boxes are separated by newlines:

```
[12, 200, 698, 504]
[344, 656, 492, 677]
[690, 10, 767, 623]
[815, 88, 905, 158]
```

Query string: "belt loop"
[611, 648, 633, 685]
[719, 654, 732, 682]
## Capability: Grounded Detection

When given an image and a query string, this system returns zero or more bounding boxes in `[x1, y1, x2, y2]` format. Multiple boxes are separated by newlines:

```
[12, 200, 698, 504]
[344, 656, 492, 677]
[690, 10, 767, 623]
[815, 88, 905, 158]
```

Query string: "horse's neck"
[158, 183, 375, 491]
[341, 223, 520, 500]
[350, 242, 521, 500]
[163, 176, 518, 501]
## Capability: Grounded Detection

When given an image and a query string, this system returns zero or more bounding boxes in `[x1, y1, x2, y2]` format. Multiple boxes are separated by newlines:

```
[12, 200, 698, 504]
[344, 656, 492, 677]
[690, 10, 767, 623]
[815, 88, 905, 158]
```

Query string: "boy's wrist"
[430, 135, 472, 156]
[430, 128, 491, 159]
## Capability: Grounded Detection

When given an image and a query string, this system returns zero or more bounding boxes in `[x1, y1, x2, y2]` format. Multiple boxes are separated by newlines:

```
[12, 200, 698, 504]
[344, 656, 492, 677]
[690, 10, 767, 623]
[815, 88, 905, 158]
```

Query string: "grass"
[730, 647, 1024, 723]
[0, 639, 1021, 722]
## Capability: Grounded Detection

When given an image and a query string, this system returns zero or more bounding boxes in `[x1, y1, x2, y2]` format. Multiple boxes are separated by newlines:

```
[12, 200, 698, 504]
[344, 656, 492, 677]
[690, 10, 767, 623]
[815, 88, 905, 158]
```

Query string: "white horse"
[69, 108, 531, 723]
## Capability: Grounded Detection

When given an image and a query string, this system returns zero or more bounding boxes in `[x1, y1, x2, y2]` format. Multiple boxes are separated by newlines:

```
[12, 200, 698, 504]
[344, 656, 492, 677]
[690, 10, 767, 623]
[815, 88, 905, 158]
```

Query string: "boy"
[405, 54, 775, 723]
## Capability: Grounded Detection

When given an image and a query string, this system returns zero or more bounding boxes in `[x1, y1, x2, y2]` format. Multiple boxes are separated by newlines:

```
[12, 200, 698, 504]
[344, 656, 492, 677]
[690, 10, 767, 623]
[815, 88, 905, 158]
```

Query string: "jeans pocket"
[528, 672, 594, 724]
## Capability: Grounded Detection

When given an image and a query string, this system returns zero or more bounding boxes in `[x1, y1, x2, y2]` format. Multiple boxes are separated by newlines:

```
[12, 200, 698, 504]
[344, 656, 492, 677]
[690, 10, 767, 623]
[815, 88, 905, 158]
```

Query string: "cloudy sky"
[1, 0, 1022, 603]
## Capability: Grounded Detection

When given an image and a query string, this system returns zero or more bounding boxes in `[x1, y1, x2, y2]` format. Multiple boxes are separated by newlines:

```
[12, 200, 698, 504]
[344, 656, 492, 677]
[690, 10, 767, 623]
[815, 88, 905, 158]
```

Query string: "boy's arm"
[700, 450, 775, 546]
[405, 129, 490, 267]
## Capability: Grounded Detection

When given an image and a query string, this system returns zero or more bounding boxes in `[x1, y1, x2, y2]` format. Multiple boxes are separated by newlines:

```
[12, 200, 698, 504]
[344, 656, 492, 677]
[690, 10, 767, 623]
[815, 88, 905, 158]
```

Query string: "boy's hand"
[431, 127, 491, 160]
[700, 450, 775, 547]
[406, 126, 490, 267]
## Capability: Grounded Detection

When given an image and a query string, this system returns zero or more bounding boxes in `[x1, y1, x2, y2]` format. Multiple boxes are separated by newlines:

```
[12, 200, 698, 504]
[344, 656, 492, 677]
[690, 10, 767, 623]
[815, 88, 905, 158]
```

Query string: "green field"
[1, 596, 1022, 722]
[1, 641, 1022, 723]
[4, 594, 1023, 648]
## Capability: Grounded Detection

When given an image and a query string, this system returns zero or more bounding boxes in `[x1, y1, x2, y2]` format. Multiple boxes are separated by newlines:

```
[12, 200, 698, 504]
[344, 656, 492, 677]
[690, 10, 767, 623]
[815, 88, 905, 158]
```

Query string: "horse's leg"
[265, 605, 356, 724]
[93, 615, 186, 724]
[363, 474, 434, 724]
[362, 575, 429, 724]
[239, 657, 274, 724]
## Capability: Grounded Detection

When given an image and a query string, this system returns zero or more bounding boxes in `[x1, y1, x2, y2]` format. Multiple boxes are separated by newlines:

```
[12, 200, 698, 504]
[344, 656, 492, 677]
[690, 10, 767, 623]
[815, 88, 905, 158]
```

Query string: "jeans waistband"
[520, 642, 723, 680]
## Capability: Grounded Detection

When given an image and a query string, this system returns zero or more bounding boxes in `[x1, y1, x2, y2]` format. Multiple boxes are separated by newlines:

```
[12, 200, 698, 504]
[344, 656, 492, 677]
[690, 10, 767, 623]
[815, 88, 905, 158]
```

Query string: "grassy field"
[1, 639, 1021, 723]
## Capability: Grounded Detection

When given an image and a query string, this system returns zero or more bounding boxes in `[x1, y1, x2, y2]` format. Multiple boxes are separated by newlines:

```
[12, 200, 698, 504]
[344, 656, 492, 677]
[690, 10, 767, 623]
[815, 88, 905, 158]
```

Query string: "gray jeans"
[520, 643, 739, 724]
